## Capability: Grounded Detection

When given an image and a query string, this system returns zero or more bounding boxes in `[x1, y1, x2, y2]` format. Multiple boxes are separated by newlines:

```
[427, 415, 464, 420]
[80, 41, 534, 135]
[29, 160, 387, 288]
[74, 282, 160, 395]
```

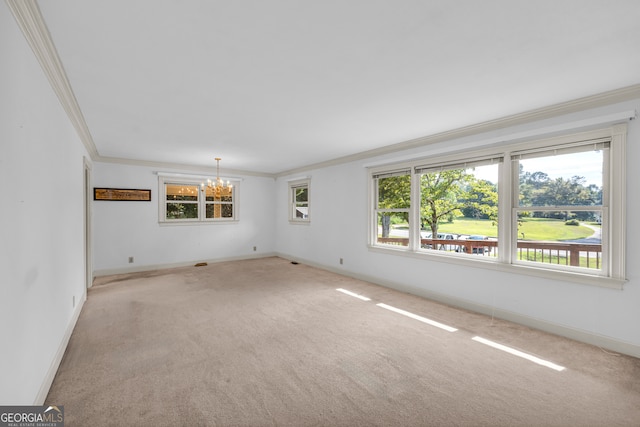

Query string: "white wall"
[275, 98, 640, 357]
[92, 163, 276, 274]
[0, 3, 89, 404]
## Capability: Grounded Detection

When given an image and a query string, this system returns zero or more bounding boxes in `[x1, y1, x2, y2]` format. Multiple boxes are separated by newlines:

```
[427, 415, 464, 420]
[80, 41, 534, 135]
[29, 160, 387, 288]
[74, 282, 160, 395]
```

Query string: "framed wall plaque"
[94, 188, 151, 201]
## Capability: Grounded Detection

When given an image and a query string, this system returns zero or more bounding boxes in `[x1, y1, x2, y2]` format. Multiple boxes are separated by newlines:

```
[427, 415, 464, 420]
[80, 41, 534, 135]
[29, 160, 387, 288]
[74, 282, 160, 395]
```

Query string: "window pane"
[294, 203, 308, 219]
[295, 187, 308, 203]
[206, 203, 233, 219]
[420, 164, 498, 256]
[516, 211, 602, 270]
[518, 150, 603, 207]
[377, 175, 410, 209]
[205, 186, 233, 202]
[166, 184, 199, 201]
[221, 204, 233, 218]
[206, 204, 216, 218]
[166, 202, 198, 219]
[376, 212, 409, 247]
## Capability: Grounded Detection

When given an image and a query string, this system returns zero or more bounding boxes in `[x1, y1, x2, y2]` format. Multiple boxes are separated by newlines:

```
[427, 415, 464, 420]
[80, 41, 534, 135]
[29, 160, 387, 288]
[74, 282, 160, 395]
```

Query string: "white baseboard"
[276, 252, 640, 359]
[93, 252, 278, 277]
[34, 290, 86, 405]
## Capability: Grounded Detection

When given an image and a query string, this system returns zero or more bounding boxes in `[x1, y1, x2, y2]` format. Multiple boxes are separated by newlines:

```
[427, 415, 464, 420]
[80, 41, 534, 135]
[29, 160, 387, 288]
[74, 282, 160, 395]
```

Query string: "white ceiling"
[36, 0, 640, 175]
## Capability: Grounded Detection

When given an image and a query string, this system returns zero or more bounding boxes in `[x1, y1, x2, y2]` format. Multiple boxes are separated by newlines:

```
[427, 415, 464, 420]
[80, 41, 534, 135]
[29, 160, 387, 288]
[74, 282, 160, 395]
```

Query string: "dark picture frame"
[94, 188, 151, 201]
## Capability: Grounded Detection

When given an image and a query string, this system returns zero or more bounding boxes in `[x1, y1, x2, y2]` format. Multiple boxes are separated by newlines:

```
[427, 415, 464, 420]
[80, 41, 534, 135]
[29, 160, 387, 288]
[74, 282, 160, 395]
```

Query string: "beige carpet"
[47, 257, 640, 426]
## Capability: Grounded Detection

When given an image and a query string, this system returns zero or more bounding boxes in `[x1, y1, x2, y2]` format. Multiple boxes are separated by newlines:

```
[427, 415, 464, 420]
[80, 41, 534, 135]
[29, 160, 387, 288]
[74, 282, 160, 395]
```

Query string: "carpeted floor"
[47, 257, 640, 426]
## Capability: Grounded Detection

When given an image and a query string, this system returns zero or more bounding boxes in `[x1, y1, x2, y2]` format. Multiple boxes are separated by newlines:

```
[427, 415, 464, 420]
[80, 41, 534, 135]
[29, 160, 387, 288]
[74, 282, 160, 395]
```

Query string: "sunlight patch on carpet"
[376, 303, 458, 332]
[472, 336, 566, 371]
[336, 288, 371, 301]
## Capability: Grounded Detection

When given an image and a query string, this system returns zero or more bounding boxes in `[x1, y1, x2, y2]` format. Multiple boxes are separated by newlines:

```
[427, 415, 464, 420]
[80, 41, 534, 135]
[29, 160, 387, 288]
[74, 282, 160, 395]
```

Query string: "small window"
[373, 170, 410, 247]
[159, 176, 237, 223]
[289, 178, 310, 222]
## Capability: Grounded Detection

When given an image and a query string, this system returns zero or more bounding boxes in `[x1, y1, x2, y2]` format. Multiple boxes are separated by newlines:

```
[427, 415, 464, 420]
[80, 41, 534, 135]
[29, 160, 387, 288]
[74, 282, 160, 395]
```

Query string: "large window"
[159, 176, 236, 223]
[512, 142, 607, 272]
[369, 125, 627, 286]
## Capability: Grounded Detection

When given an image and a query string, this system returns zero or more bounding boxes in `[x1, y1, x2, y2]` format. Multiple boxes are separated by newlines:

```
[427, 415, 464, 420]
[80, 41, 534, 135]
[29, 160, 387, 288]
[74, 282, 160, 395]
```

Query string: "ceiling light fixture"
[201, 157, 232, 197]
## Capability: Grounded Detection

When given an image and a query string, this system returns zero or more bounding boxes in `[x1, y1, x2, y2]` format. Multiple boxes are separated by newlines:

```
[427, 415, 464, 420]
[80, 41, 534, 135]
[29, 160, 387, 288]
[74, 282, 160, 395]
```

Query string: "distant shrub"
[565, 219, 580, 226]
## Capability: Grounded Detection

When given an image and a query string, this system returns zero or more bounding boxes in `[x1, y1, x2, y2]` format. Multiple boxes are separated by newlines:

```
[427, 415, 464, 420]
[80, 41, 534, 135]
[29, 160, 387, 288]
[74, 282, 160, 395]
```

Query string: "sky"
[471, 151, 603, 187]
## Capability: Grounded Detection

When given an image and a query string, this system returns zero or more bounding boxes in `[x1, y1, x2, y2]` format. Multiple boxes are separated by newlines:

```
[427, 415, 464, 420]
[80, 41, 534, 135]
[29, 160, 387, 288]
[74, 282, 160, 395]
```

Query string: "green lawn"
[427, 217, 597, 241]
[516, 218, 595, 241]
[436, 218, 498, 237]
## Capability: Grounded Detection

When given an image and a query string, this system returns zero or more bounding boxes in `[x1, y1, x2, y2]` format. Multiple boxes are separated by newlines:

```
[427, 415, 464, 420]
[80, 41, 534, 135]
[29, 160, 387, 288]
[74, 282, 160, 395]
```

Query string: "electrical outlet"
[340, 258, 344, 265]
[253, 246, 257, 252]
[129, 256, 134, 263]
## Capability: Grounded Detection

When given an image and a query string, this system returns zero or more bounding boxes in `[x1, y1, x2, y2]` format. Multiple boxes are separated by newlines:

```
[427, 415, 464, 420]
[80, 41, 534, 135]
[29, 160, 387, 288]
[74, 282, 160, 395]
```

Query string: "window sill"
[159, 220, 239, 226]
[288, 220, 310, 225]
[368, 245, 625, 290]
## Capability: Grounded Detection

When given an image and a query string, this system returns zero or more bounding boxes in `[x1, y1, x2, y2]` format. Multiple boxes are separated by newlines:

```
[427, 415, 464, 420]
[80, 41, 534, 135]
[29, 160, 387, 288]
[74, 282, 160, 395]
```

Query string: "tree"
[377, 175, 410, 237]
[462, 178, 498, 222]
[420, 170, 470, 237]
[519, 168, 550, 207]
[527, 175, 601, 220]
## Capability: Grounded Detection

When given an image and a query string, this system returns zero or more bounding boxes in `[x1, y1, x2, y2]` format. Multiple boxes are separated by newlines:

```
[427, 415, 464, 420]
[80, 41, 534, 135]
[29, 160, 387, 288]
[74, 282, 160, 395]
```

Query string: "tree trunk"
[382, 215, 391, 238]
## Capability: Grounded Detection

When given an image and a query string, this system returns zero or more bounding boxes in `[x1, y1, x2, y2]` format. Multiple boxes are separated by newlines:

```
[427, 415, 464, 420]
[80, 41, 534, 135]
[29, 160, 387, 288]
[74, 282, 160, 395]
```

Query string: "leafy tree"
[420, 170, 470, 236]
[377, 175, 410, 237]
[462, 178, 498, 222]
[519, 168, 550, 207]
[519, 166, 602, 221]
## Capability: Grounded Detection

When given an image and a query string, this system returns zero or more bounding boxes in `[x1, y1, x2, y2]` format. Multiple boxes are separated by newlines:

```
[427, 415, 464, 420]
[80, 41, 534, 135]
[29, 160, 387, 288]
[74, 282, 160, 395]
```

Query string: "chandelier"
[201, 157, 232, 197]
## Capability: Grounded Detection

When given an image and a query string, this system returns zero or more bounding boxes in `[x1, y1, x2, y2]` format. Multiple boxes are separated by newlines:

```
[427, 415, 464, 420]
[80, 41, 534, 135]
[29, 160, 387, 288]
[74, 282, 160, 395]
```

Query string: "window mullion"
[199, 187, 204, 220]
[409, 171, 420, 251]
[498, 154, 512, 264]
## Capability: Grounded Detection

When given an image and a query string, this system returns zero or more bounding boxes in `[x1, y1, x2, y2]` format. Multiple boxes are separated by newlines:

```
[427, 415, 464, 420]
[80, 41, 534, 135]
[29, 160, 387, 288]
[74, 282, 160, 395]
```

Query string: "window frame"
[164, 182, 201, 222]
[159, 175, 238, 224]
[510, 140, 609, 276]
[416, 156, 502, 255]
[289, 178, 311, 223]
[368, 125, 627, 288]
[203, 184, 235, 220]
[372, 169, 412, 248]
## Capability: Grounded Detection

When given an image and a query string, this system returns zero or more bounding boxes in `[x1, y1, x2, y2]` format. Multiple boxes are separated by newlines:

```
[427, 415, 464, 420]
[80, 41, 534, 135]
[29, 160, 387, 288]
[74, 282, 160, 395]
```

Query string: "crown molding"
[6, 0, 99, 159]
[275, 84, 640, 178]
[96, 155, 277, 179]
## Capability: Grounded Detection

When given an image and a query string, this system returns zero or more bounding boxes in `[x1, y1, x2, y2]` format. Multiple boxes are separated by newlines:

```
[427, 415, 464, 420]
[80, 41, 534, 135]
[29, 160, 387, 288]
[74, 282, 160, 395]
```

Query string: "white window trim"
[368, 125, 627, 289]
[158, 175, 239, 224]
[289, 177, 310, 224]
